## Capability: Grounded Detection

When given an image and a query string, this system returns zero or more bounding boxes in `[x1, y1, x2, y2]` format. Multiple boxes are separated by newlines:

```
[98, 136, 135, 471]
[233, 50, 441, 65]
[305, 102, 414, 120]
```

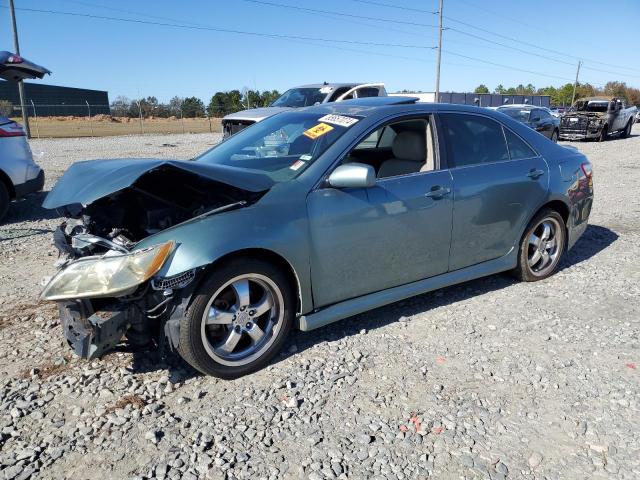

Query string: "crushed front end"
[559, 113, 604, 140]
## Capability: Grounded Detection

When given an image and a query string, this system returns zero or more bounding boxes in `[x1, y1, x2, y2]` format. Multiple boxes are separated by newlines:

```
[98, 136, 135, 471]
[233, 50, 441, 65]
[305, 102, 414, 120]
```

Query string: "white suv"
[0, 117, 44, 221]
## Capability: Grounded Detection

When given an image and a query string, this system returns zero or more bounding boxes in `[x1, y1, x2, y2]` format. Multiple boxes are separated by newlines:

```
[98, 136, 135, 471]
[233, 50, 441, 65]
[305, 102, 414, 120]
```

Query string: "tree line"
[473, 81, 640, 107]
[109, 89, 281, 119]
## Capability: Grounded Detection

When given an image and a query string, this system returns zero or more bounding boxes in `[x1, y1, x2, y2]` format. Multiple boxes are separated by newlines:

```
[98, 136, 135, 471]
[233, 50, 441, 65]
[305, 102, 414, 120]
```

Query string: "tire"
[620, 120, 632, 139]
[551, 129, 559, 143]
[178, 258, 295, 378]
[0, 182, 10, 223]
[512, 209, 566, 282]
[598, 125, 608, 142]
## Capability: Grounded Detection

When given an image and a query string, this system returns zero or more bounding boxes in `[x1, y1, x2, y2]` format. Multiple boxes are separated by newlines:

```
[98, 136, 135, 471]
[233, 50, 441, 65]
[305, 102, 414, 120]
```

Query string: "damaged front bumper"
[58, 299, 136, 359]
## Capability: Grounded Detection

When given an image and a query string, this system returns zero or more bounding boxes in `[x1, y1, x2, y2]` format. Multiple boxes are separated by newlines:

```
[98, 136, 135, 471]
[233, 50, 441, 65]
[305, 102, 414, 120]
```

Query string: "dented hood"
[43, 158, 274, 209]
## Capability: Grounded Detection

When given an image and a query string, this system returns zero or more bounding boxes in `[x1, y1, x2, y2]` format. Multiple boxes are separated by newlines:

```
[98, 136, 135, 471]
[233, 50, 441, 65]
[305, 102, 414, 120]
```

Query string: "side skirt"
[298, 250, 517, 332]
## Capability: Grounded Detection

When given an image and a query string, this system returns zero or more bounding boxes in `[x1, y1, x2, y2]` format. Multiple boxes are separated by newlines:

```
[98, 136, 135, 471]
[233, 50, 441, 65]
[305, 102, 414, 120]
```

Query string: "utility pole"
[571, 60, 582, 106]
[8, 0, 31, 138]
[434, 0, 444, 103]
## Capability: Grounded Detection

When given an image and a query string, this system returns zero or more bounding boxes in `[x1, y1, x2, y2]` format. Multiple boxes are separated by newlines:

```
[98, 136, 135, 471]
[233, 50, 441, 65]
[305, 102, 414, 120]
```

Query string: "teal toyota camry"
[41, 97, 593, 378]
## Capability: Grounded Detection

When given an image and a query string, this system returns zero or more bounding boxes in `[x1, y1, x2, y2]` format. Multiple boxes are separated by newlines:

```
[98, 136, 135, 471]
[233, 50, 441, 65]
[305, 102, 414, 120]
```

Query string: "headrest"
[391, 131, 426, 162]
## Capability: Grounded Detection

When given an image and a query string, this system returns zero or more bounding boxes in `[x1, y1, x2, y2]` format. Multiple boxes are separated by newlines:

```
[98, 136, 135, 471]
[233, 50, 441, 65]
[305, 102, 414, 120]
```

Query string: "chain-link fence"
[5, 103, 221, 138]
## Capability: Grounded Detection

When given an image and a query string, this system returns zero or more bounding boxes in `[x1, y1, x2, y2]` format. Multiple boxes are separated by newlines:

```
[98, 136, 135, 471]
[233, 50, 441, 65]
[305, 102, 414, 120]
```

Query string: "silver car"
[0, 116, 45, 221]
[222, 82, 386, 137]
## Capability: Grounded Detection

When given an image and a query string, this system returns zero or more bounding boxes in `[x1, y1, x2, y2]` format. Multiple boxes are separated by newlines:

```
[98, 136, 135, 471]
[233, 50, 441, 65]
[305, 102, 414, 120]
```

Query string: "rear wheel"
[178, 258, 294, 378]
[0, 182, 10, 223]
[620, 120, 632, 139]
[513, 209, 566, 282]
[598, 125, 608, 142]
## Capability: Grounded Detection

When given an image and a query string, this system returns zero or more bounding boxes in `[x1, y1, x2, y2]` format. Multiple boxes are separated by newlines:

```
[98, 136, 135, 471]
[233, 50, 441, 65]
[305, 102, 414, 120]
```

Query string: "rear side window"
[439, 113, 509, 167]
[504, 128, 537, 160]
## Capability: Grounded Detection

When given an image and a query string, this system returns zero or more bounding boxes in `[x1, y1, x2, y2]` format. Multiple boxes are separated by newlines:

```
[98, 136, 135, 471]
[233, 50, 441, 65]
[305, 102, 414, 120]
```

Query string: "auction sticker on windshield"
[304, 123, 334, 139]
[318, 114, 359, 128]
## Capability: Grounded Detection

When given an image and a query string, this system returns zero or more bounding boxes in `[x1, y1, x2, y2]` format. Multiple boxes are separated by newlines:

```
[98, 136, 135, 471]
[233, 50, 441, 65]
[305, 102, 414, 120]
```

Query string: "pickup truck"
[221, 83, 387, 138]
[559, 96, 637, 141]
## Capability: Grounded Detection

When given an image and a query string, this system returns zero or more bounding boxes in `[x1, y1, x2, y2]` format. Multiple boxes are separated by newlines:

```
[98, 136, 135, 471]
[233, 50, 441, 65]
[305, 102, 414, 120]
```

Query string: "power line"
[239, 0, 437, 28]
[0, 5, 437, 50]
[349, 0, 437, 14]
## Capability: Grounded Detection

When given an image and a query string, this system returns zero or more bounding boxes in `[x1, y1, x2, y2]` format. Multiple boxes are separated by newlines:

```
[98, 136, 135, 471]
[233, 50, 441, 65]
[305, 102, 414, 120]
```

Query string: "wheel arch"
[196, 248, 303, 315]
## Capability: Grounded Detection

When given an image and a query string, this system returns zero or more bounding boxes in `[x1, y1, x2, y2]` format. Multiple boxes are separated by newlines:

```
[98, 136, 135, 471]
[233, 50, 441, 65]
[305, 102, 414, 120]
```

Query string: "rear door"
[438, 113, 549, 271]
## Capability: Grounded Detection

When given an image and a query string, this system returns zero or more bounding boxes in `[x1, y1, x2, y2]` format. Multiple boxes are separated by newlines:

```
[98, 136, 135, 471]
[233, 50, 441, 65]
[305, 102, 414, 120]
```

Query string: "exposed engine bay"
[56, 166, 261, 254]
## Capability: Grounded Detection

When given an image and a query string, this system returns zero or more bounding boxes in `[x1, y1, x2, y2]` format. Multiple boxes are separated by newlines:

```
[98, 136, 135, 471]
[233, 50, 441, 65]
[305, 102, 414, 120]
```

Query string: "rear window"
[504, 129, 537, 160]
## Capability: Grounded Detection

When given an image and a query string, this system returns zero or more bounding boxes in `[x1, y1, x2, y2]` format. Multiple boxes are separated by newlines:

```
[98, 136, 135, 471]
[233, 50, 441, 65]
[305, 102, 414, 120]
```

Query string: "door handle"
[425, 186, 451, 199]
[527, 169, 545, 179]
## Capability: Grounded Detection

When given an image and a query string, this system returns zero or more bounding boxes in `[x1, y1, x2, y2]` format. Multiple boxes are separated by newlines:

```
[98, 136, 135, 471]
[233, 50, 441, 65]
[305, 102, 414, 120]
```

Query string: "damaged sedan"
[42, 97, 594, 378]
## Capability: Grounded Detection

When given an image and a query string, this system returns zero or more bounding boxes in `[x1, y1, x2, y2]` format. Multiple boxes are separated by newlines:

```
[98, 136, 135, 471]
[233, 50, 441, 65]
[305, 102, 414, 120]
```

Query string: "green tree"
[181, 97, 205, 118]
[261, 90, 280, 106]
[494, 84, 506, 94]
[474, 84, 489, 94]
[603, 81, 627, 99]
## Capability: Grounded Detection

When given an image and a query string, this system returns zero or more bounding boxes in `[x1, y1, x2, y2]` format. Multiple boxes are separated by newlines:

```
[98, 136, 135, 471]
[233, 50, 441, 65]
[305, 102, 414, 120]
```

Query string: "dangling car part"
[42, 97, 593, 378]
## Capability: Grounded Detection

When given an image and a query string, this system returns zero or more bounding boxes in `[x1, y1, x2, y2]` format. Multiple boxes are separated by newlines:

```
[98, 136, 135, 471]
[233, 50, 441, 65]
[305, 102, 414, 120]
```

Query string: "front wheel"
[598, 125, 608, 142]
[512, 209, 566, 282]
[178, 258, 294, 378]
[551, 129, 559, 143]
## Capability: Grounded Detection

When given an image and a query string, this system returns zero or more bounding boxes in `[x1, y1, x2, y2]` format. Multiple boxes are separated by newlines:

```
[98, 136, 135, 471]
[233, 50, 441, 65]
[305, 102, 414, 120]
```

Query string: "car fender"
[134, 193, 314, 314]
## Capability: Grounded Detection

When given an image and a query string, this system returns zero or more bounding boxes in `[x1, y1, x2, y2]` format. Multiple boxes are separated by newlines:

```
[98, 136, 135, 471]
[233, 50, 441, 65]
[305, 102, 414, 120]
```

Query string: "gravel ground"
[0, 128, 638, 479]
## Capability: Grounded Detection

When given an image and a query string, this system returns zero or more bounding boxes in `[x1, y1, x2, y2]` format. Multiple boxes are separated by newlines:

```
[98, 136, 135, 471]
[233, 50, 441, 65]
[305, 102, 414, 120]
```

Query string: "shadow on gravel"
[2, 191, 60, 225]
[117, 224, 618, 378]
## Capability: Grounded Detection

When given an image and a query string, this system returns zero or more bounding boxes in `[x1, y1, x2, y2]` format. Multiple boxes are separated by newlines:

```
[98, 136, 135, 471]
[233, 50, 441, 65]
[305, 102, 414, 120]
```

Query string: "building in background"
[0, 80, 110, 116]
[390, 91, 551, 108]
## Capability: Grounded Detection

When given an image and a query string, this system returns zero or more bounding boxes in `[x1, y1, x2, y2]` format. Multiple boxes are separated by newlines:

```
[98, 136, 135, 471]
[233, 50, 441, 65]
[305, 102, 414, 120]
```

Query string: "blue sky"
[1, 0, 639, 102]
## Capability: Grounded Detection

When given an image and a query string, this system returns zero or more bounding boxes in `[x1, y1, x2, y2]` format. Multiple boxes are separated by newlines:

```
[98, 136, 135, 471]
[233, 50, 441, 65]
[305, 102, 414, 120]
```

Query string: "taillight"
[6, 54, 23, 64]
[0, 122, 25, 137]
[580, 162, 592, 178]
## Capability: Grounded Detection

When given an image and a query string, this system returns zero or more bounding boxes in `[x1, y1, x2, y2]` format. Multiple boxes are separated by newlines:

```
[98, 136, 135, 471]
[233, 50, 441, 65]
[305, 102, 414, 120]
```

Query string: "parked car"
[560, 96, 637, 141]
[221, 83, 386, 138]
[635, 109, 640, 123]
[0, 117, 45, 221]
[497, 104, 560, 142]
[41, 97, 593, 378]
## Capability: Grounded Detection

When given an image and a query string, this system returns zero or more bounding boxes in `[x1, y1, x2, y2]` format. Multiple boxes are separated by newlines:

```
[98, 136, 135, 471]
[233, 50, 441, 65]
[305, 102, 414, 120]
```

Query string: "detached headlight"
[41, 241, 174, 301]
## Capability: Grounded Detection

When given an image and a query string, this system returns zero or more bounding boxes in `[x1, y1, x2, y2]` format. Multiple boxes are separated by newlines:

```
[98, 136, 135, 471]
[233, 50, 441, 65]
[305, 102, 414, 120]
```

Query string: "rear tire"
[598, 125, 608, 142]
[620, 120, 632, 139]
[178, 258, 295, 379]
[512, 209, 566, 282]
[0, 182, 10, 223]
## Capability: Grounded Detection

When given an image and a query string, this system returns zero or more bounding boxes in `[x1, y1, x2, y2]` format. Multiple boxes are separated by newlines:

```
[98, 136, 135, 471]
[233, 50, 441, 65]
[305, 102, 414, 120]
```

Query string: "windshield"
[499, 108, 531, 122]
[196, 111, 360, 182]
[574, 100, 609, 112]
[271, 88, 327, 107]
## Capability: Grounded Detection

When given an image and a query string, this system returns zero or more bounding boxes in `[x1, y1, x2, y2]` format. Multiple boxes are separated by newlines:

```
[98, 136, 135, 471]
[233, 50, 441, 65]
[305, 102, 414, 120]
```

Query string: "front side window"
[196, 112, 359, 182]
[439, 113, 509, 168]
[342, 117, 436, 178]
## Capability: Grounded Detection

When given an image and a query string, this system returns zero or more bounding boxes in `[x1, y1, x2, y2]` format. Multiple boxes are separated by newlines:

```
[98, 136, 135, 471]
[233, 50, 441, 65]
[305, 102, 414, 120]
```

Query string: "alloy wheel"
[200, 274, 284, 366]
[527, 217, 563, 277]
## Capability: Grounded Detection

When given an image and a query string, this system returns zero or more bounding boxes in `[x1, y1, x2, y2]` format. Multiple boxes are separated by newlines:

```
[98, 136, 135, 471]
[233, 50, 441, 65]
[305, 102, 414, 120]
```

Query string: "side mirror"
[327, 163, 376, 189]
[530, 117, 540, 123]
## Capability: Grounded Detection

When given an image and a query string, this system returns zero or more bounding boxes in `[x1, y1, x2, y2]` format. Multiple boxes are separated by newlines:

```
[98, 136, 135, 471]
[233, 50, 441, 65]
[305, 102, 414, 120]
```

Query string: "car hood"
[223, 107, 292, 122]
[43, 158, 274, 209]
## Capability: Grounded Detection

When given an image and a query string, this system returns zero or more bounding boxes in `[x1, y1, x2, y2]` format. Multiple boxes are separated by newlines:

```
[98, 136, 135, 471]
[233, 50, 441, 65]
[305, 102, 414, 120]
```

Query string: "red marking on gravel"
[436, 356, 446, 365]
[399, 425, 409, 432]
[432, 426, 444, 434]
[626, 362, 636, 370]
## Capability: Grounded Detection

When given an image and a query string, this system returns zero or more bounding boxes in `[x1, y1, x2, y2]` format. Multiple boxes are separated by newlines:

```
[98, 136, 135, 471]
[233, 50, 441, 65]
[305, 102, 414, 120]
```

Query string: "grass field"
[12, 116, 222, 138]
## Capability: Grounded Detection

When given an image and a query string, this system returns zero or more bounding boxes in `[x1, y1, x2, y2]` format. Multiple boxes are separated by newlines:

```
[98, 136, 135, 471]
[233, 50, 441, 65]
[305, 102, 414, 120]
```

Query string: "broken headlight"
[41, 241, 174, 301]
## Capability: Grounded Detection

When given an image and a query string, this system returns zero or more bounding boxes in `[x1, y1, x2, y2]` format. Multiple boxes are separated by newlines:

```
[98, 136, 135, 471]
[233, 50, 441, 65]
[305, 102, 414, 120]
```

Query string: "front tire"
[551, 129, 559, 143]
[512, 209, 566, 282]
[0, 182, 10, 223]
[598, 125, 608, 142]
[178, 258, 294, 378]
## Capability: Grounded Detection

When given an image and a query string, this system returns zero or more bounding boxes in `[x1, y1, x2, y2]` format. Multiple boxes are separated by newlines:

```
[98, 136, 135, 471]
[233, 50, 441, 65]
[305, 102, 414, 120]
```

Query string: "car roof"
[295, 83, 362, 89]
[498, 104, 547, 110]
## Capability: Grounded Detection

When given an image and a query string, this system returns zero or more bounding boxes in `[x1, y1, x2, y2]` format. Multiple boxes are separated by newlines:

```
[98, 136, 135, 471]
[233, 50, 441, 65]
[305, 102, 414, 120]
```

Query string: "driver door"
[306, 116, 453, 308]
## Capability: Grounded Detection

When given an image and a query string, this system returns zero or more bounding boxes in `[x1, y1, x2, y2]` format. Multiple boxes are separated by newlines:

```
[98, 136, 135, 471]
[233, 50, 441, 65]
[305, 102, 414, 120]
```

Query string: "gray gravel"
[0, 128, 639, 479]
